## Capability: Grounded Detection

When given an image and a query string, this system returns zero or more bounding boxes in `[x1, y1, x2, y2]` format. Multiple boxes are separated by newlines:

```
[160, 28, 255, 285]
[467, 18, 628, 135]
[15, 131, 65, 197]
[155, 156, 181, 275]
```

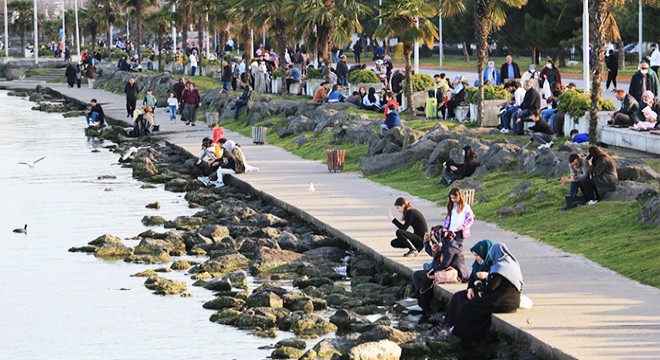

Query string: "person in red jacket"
[181, 81, 201, 126]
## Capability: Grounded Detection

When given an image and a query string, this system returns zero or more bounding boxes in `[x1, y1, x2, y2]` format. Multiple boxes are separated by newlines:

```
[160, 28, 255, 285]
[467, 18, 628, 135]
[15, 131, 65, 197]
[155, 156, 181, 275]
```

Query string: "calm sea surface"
[0, 90, 317, 359]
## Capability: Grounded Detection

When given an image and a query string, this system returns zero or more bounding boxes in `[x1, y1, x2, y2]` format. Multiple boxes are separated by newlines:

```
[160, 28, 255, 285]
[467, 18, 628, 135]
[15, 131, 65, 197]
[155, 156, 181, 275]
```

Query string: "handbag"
[434, 267, 461, 284]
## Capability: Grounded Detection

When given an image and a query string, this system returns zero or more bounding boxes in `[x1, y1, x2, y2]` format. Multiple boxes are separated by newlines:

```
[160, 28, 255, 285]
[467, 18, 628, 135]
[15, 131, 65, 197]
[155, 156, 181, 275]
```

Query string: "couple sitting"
[196, 136, 259, 188]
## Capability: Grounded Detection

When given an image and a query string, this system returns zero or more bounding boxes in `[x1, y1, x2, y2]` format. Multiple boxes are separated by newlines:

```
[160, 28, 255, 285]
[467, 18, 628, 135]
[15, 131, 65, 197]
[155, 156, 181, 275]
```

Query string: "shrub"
[271, 68, 282, 79]
[557, 89, 616, 118]
[410, 73, 434, 93]
[201, 58, 220, 66]
[223, 53, 234, 62]
[306, 67, 323, 79]
[465, 85, 510, 104]
[393, 43, 404, 61]
[348, 69, 380, 84]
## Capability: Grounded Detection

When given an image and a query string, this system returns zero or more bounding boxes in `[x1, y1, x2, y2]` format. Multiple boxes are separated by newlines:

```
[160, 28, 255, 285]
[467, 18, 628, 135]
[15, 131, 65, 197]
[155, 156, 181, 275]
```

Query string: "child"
[143, 88, 157, 121]
[425, 90, 438, 119]
[167, 92, 178, 124]
[210, 121, 225, 144]
[633, 107, 658, 130]
[570, 129, 589, 144]
[381, 103, 402, 135]
[435, 187, 475, 244]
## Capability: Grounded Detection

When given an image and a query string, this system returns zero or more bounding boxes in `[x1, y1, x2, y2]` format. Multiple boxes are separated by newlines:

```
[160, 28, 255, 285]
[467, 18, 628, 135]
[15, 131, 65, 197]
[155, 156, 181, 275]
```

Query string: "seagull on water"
[18, 156, 46, 169]
[13, 224, 27, 234]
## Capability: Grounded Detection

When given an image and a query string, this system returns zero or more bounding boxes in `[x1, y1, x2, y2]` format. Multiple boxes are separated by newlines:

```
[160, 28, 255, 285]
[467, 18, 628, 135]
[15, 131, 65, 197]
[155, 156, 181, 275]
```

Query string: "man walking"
[124, 77, 139, 118]
[499, 55, 521, 82]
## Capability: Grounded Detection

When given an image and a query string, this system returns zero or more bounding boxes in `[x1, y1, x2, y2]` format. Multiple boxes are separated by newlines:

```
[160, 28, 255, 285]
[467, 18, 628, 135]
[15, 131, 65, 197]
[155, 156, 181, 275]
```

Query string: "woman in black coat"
[65, 63, 77, 88]
[439, 146, 480, 185]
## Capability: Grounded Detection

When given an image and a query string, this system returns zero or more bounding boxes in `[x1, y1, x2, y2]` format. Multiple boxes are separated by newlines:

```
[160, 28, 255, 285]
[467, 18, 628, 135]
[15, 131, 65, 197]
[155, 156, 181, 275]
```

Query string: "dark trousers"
[614, 113, 635, 127]
[413, 270, 435, 311]
[391, 229, 424, 251]
[579, 178, 599, 201]
[234, 99, 247, 119]
[286, 78, 300, 94]
[606, 69, 618, 89]
[354, 52, 361, 63]
[76, 78, 81, 88]
[126, 96, 137, 116]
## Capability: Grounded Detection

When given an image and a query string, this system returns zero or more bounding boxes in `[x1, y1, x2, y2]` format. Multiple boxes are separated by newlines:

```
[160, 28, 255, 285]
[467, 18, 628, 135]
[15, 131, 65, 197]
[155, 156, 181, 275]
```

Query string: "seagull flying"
[13, 224, 27, 234]
[120, 146, 151, 161]
[308, 182, 315, 192]
[18, 156, 46, 169]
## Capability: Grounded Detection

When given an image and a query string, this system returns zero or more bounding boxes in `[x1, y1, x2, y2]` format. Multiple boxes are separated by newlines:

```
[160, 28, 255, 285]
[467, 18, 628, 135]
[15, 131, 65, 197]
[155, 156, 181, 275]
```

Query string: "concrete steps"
[25, 68, 65, 82]
[600, 127, 660, 155]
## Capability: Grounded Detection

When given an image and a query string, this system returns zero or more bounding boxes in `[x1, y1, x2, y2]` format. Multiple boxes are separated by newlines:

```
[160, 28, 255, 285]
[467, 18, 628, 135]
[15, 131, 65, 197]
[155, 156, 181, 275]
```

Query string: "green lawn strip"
[647, 159, 660, 174]
[367, 166, 660, 288]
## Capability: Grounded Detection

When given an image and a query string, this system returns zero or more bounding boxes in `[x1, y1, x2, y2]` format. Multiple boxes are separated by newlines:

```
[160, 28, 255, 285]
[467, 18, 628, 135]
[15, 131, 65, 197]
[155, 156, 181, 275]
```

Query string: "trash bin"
[326, 149, 346, 172]
[252, 127, 267, 145]
[206, 112, 219, 123]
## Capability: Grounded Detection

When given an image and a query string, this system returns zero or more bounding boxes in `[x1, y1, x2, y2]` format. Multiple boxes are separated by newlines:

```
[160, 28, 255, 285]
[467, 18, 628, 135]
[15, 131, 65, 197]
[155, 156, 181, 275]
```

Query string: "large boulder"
[357, 325, 416, 345]
[5, 67, 27, 81]
[638, 195, 660, 226]
[615, 158, 659, 181]
[480, 142, 521, 170]
[347, 340, 402, 360]
[601, 181, 658, 202]
[359, 149, 427, 175]
[250, 248, 304, 274]
[279, 115, 317, 137]
[197, 251, 250, 273]
[518, 150, 570, 178]
[428, 139, 460, 165]
[329, 309, 371, 330]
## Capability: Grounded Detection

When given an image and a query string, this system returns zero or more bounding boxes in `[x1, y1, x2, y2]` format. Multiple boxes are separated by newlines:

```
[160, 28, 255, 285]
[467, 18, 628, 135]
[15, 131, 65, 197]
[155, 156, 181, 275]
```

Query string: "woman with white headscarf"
[451, 243, 523, 342]
[446, 76, 468, 120]
[483, 61, 501, 86]
[224, 140, 259, 173]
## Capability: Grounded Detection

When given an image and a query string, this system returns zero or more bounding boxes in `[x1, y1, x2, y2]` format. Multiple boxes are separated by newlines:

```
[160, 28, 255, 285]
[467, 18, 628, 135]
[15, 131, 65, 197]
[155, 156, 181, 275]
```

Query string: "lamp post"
[414, 17, 419, 74]
[638, 0, 642, 63]
[438, 3, 442, 69]
[4, 0, 9, 57]
[33, 0, 38, 63]
[74, 0, 80, 58]
[171, 4, 176, 49]
[61, 0, 65, 59]
[582, 0, 589, 91]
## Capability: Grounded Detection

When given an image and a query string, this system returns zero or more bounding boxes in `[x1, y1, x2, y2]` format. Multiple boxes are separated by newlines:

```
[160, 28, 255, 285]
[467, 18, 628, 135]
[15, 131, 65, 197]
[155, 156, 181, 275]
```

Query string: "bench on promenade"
[599, 126, 660, 155]
[462, 188, 475, 206]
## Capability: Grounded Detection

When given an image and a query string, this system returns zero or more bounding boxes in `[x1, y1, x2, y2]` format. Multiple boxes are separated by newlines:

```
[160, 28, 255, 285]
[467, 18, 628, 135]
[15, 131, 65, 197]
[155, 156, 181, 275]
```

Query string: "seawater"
[0, 91, 313, 359]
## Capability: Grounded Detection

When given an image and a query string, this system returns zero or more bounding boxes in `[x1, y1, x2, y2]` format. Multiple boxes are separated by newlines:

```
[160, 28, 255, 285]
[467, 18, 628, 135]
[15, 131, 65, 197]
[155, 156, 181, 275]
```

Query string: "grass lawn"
[368, 165, 660, 288]
[390, 54, 640, 77]
[219, 98, 660, 288]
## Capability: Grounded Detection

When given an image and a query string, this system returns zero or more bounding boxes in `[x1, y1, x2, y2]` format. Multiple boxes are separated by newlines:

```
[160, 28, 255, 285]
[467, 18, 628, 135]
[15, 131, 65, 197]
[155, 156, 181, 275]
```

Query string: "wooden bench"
[462, 188, 475, 206]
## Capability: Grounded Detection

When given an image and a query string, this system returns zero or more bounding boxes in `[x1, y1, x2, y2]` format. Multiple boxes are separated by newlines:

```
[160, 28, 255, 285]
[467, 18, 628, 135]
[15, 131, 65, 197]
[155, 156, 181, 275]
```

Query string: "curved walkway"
[2, 80, 659, 359]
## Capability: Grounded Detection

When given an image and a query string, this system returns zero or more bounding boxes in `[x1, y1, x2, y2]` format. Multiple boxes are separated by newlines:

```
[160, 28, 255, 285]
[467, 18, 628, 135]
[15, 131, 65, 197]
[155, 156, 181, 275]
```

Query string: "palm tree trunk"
[158, 34, 164, 71]
[617, 40, 624, 70]
[589, 0, 608, 144]
[404, 44, 415, 118]
[136, 10, 142, 58]
[462, 42, 470, 62]
[474, 0, 491, 127]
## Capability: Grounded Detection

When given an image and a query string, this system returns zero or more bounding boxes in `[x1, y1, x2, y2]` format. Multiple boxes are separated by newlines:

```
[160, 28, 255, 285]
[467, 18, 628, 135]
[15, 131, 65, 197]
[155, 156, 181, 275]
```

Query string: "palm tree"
[90, 0, 118, 50]
[374, 0, 440, 117]
[472, 0, 527, 126]
[9, 1, 33, 54]
[144, 8, 174, 71]
[293, 0, 370, 68]
[124, 0, 158, 58]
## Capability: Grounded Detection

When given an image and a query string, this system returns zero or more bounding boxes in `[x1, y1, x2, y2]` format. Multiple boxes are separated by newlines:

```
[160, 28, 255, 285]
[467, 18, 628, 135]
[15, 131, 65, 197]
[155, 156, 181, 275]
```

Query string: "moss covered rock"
[202, 296, 245, 310]
[144, 276, 188, 295]
[198, 252, 249, 273]
[255, 329, 278, 338]
[246, 291, 284, 309]
[68, 246, 97, 253]
[275, 339, 307, 350]
[131, 269, 158, 277]
[271, 346, 304, 359]
[347, 340, 401, 360]
[94, 245, 134, 258]
[210, 309, 242, 325]
[170, 260, 192, 271]
[132, 157, 158, 179]
[234, 312, 276, 329]
[289, 313, 337, 338]
[88, 234, 122, 246]
[141, 216, 166, 226]
[123, 252, 171, 264]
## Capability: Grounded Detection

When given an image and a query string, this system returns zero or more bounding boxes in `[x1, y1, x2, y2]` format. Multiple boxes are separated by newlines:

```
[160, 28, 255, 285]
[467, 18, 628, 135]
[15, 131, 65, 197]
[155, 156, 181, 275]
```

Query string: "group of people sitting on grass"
[195, 121, 259, 188]
[387, 190, 525, 343]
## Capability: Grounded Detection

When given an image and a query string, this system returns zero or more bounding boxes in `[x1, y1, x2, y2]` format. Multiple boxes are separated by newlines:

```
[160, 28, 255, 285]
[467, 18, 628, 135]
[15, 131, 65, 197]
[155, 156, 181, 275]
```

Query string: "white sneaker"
[406, 305, 424, 312]
[210, 180, 225, 188]
[537, 143, 550, 150]
[501, 128, 510, 134]
[197, 176, 210, 186]
[586, 200, 598, 205]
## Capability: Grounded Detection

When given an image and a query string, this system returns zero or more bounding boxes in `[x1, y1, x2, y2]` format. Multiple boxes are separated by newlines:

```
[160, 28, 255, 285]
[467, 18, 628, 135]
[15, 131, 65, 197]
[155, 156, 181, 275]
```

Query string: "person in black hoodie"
[438, 146, 480, 185]
[124, 77, 139, 118]
[388, 197, 428, 257]
[65, 63, 77, 88]
[528, 110, 556, 150]
[605, 49, 619, 90]
[85, 98, 106, 126]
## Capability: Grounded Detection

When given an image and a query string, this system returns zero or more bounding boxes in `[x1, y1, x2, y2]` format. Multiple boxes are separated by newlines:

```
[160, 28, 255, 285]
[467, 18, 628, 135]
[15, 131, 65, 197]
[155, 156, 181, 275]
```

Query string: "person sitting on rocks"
[437, 187, 474, 243]
[312, 81, 331, 103]
[234, 77, 253, 120]
[512, 79, 541, 135]
[585, 146, 618, 204]
[560, 153, 591, 209]
[196, 137, 224, 186]
[387, 197, 428, 257]
[528, 110, 555, 150]
[609, 88, 640, 127]
[413, 228, 470, 311]
[142, 105, 158, 133]
[438, 146, 480, 186]
[381, 103, 402, 135]
[570, 129, 588, 144]
[451, 243, 523, 342]
[207, 139, 246, 188]
[327, 84, 347, 103]
[85, 98, 105, 127]
[363, 87, 382, 112]
[346, 91, 363, 108]
[436, 239, 493, 332]
[224, 139, 259, 173]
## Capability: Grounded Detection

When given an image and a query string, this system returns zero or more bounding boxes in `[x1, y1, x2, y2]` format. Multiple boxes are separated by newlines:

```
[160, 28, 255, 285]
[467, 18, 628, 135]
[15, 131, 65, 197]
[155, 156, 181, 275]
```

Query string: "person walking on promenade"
[605, 49, 619, 91]
[124, 77, 139, 118]
[387, 197, 428, 257]
[452, 243, 523, 342]
[181, 81, 201, 126]
[65, 63, 76, 88]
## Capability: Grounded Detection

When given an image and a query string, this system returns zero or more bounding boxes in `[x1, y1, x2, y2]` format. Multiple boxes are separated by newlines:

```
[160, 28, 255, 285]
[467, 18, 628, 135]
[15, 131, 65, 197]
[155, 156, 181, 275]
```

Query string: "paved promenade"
[2, 80, 660, 359]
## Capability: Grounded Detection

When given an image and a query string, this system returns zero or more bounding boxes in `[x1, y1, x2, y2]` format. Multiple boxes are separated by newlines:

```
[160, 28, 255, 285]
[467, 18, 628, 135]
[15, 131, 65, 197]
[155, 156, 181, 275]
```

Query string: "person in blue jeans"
[234, 78, 253, 119]
[512, 79, 541, 135]
[561, 153, 591, 198]
[85, 99, 105, 126]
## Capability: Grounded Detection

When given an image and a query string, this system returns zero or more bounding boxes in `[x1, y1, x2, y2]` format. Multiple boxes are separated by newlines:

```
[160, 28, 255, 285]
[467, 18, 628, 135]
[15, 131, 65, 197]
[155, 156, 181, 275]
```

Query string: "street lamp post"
[33, 0, 38, 63]
[638, 0, 642, 63]
[74, 0, 80, 58]
[61, 0, 66, 59]
[414, 17, 419, 74]
[582, 0, 589, 91]
[4, 0, 9, 57]
[438, 3, 442, 69]
[171, 4, 176, 49]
